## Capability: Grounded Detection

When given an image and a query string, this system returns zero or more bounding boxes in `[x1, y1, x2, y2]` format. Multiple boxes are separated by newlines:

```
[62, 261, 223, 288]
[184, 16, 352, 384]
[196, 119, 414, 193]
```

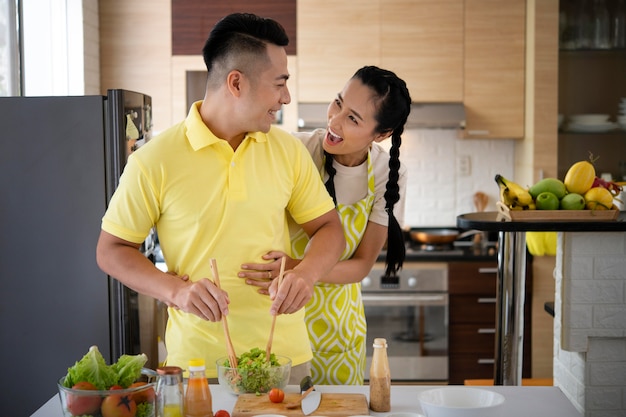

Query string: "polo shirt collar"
[185, 101, 269, 151]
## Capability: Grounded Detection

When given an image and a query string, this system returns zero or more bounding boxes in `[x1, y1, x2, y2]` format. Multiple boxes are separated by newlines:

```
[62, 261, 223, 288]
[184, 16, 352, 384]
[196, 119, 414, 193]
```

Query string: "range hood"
[297, 103, 465, 130]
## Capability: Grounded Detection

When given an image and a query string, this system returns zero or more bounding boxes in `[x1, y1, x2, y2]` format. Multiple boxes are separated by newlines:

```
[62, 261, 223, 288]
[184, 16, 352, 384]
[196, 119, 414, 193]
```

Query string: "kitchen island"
[32, 384, 582, 417]
[458, 211, 626, 416]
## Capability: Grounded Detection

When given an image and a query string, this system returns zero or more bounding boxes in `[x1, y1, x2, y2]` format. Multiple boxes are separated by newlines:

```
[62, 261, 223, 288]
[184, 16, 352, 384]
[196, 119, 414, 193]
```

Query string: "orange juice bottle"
[184, 359, 213, 417]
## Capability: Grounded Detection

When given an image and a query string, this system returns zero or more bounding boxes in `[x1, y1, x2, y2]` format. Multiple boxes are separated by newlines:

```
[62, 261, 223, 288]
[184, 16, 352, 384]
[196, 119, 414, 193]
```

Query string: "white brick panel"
[554, 232, 626, 416]
[585, 387, 622, 410]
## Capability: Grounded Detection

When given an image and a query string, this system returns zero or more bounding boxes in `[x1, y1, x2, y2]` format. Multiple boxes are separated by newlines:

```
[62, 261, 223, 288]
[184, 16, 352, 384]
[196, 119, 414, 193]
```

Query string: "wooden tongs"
[210, 258, 238, 369]
[265, 256, 286, 362]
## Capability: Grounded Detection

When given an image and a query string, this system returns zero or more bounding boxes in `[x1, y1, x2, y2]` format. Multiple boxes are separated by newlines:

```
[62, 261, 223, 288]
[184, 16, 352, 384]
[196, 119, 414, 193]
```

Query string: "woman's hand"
[239, 251, 299, 295]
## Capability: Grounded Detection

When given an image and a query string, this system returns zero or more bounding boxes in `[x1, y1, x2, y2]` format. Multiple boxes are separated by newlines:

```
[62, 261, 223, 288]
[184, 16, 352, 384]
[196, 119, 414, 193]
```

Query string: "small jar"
[369, 338, 391, 412]
[156, 366, 184, 417]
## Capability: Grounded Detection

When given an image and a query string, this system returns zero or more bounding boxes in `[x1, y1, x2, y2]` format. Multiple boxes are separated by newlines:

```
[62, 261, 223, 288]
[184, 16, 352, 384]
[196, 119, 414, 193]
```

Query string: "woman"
[240, 66, 411, 384]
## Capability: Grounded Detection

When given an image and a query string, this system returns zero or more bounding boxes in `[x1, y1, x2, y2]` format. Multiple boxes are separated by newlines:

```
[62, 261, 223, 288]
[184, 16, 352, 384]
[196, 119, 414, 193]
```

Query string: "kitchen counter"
[32, 384, 581, 417]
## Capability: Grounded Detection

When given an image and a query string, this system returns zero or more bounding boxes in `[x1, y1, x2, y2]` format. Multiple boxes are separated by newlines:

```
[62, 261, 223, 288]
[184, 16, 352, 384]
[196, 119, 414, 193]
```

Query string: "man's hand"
[172, 277, 230, 321]
[268, 269, 315, 315]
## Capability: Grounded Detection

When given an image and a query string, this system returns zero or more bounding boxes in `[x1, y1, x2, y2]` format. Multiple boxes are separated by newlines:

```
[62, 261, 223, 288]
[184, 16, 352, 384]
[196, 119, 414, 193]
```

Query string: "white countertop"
[32, 384, 582, 417]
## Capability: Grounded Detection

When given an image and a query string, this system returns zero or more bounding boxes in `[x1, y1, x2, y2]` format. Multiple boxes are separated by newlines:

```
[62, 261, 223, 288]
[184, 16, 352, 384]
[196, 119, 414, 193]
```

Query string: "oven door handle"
[361, 293, 448, 306]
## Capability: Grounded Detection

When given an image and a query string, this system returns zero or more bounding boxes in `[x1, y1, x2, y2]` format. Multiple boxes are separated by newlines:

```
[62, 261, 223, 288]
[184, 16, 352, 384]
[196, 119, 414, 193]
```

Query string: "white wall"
[386, 129, 516, 227]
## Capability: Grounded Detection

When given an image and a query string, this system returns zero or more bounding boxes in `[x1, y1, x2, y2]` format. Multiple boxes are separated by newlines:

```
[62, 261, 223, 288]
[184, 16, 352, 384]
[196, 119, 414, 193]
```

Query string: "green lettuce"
[63, 346, 148, 390]
[111, 353, 148, 387]
[63, 345, 118, 390]
[136, 402, 154, 417]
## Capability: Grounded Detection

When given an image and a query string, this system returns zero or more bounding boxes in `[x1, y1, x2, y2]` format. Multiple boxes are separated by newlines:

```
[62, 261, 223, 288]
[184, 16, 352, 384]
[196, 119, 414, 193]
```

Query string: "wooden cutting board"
[232, 392, 369, 417]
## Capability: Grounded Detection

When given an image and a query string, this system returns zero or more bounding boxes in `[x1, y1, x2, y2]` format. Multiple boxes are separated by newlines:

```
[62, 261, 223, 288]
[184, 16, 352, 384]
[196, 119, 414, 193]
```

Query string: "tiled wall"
[554, 231, 626, 416]
[385, 129, 516, 228]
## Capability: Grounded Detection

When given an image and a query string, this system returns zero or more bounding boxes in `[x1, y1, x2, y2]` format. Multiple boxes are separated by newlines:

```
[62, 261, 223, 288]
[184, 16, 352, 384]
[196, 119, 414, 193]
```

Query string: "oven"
[362, 262, 448, 382]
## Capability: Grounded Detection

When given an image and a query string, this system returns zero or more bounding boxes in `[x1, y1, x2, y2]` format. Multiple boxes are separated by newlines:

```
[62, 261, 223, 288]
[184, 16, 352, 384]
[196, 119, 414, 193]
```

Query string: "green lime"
[560, 193, 585, 210]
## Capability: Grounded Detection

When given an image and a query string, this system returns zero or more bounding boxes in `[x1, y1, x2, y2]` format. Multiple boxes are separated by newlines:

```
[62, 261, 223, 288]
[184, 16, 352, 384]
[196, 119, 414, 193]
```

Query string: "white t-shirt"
[293, 129, 407, 227]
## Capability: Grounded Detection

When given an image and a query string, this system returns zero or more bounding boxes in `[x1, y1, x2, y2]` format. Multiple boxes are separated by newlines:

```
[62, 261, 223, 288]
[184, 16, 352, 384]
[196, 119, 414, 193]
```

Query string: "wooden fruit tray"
[496, 201, 620, 222]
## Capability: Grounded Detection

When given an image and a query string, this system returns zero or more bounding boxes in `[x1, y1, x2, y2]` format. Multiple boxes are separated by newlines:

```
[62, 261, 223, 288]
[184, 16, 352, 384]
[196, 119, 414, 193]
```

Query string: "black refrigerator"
[0, 90, 162, 416]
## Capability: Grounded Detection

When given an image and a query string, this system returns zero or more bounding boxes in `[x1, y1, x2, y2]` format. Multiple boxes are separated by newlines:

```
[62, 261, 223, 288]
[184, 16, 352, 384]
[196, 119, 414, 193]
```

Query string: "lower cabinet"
[448, 261, 532, 384]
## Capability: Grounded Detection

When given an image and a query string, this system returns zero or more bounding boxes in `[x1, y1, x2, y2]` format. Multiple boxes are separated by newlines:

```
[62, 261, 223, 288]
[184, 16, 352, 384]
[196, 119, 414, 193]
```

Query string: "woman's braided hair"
[324, 66, 412, 277]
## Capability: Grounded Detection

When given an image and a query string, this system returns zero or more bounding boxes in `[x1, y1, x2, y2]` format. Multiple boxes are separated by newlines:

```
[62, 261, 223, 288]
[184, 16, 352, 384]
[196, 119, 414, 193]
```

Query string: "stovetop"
[378, 240, 498, 262]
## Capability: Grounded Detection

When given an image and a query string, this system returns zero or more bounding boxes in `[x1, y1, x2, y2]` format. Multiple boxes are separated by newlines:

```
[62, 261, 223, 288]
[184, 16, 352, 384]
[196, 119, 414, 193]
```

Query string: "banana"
[509, 200, 536, 210]
[495, 174, 534, 208]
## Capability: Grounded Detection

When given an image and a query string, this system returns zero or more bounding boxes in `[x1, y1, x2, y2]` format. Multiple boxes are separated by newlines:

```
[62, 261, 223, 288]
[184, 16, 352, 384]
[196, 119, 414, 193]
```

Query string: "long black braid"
[324, 151, 338, 205]
[324, 66, 412, 277]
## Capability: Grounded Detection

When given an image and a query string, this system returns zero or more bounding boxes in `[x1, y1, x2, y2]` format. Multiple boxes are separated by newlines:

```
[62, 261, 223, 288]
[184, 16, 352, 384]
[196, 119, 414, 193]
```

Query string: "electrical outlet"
[457, 155, 471, 176]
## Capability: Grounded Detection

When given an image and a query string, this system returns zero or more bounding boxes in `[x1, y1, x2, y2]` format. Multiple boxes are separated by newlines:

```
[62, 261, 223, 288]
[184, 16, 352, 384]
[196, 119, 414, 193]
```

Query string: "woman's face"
[324, 78, 389, 166]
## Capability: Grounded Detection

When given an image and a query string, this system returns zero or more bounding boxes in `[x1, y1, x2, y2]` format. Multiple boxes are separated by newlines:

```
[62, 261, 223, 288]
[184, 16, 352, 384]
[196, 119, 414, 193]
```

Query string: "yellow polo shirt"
[102, 102, 335, 376]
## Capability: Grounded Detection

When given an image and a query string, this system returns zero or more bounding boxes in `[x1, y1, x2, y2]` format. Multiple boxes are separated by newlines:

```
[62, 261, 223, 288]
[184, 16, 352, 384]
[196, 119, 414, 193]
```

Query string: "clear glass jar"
[592, 0, 611, 49]
[560, 0, 581, 50]
[156, 366, 184, 417]
[576, 0, 593, 49]
[184, 359, 213, 417]
[369, 338, 391, 412]
[614, 0, 626, 48]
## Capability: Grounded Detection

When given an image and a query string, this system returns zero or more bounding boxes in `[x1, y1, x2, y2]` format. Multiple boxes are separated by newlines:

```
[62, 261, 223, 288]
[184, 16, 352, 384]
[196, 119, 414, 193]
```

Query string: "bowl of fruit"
[57, 346, 156, 417]
[217, 347, 291, 395]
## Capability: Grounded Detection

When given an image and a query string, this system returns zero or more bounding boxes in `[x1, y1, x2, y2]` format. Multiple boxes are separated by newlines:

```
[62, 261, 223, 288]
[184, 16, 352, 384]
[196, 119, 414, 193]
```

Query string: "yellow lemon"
[584, 187, 614, 210]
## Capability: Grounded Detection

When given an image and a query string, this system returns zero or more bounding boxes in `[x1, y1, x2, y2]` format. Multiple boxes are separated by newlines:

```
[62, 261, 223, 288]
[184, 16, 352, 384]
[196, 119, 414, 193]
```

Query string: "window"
[0, 0, 21, 96]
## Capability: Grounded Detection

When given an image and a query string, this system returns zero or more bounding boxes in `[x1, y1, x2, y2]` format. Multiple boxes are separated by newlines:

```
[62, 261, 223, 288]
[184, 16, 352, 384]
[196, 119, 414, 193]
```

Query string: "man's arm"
[96, 230, 230, 321]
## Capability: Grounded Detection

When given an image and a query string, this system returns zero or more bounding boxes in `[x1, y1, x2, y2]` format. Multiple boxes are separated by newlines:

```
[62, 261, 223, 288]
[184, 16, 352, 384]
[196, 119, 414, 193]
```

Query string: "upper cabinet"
[297, 0, 463, 103]
[296, 0, 381, 102]
[556, 0, 626, 180]
[380, 0, 464, 103]
[461, 0, 526, 139]
[297, 0, 527, 139]
[557, 50, 626, 179]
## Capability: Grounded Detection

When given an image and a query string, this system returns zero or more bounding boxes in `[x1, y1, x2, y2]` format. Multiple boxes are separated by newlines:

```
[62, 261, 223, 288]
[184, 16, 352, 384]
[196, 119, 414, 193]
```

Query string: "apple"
[535, 191, 560, 210]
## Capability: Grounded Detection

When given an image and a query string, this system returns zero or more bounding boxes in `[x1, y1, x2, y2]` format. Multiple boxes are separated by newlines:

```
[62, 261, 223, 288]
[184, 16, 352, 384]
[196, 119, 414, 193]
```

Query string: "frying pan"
[409, 229, 482, 244]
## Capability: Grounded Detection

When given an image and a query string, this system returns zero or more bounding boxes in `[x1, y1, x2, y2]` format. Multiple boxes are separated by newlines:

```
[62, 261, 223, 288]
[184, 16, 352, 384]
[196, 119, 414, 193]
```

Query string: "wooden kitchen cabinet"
[297, 0, 380, 102]
[380, 0, 464, 102]
[448, 261, 532, 384]
[297, 0, 463, 103]
[461, 0, 526, 139]
[298, 0, 527, 140]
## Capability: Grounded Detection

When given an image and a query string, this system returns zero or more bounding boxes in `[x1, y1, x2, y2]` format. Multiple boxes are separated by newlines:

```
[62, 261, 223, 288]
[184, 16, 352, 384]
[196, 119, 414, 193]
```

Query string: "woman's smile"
[325, 128, 344, 146]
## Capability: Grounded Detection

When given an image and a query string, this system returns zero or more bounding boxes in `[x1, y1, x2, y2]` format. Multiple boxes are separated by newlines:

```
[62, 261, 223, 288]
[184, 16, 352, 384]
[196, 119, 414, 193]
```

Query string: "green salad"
[221, 348, 287, 394]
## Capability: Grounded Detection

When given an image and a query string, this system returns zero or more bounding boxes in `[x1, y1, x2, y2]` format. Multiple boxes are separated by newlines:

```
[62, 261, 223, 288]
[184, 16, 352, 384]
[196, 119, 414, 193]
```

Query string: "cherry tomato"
[101, 391, 137, 417]
[67, 381, 102, 416]
[215, 410, 231, 417]
[268, 388, 285, 403]
[129, 381, 155, 404]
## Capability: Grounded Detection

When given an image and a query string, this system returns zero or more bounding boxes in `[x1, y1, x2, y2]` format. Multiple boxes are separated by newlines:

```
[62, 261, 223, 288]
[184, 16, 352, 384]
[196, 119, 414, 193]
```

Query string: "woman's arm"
[318, 221, 387, 284]
[240, 220, 387, 292]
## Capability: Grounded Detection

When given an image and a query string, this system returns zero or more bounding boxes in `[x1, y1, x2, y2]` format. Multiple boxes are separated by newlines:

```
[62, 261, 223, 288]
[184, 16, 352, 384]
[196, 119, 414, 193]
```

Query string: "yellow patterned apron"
[292, 152, 375, 385]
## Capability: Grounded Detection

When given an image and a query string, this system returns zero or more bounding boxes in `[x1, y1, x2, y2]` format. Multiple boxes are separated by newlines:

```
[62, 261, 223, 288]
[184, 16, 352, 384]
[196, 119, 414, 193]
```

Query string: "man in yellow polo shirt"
[96, 13, 345, 379]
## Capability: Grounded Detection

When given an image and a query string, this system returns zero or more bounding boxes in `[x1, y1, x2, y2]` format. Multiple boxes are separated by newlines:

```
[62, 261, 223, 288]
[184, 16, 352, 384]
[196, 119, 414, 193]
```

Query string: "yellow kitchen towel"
[526, 231, 557, 256]
[126, 114, 140, 140]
